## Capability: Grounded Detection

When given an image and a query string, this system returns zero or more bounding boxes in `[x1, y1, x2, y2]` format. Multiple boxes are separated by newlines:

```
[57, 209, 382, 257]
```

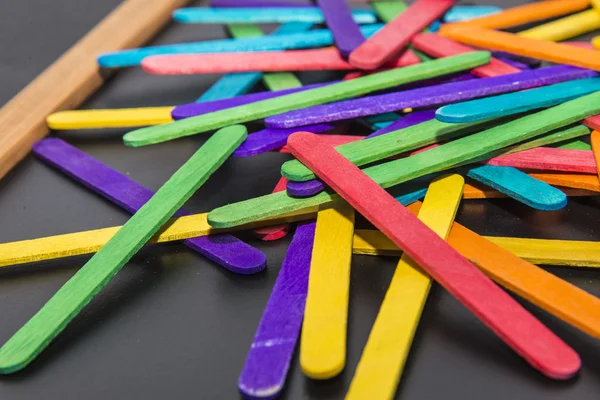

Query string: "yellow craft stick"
[301, 201, 355, 379]
[0, 208, 317, 268]
[519, 9, 600, 42]
[46, 107, 174, 130]
[346, 174, 464, 400]
[353, 231, 600, 268]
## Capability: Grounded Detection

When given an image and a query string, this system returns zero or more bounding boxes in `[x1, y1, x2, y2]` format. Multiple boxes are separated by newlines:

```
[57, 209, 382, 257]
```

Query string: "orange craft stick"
[530, 172, 600, 192]
[442, 26, 600, 72]
[440, 0, 591, 31]
[592, 131, 600, 182]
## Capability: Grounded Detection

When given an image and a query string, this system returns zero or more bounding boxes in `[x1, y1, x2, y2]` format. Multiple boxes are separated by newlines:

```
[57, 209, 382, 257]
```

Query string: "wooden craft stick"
[0, 126, 246, 374]
[593, 131, 600, 182]
[97, 24, 383, 68]
[123, 52, 490, 147]
[462, 181, 597, 199]
[208, 92, 600, 228]
[316, 0, 365, 58]
[253, 177, 290, 241]
[142, 47, 420, 75]
[46, 107, 174, 130]
[347, 174, 463, 399]
[443, 5, 501, 23]
[518, 9, 600, 42]
[584, 114, 600, 131]
[556, 140, 592, 151]
[487, 148, 598, 174]
[366, 109, 435, 139]
[412, 33, 520, 78]
[234, 126, 337, 158]
[370, 0, 407, 23]
[266, 65, 592, 128]
[531, 172, 600, 192]
[301, 202, 355, 379]
[440, 0, 590, 31]
[238, 221, 316, 400]
[437, 77, 600, 123]
[0, 0, 191, 180]
[443, 26, 600, 72]
[32, 138, 266, 274]
[172, 7, 376, 24]
[287, 132, 580, 380]
[279, 135, 363, 153]
[210, 0, 311, 6]
[349, 0, 453, 70]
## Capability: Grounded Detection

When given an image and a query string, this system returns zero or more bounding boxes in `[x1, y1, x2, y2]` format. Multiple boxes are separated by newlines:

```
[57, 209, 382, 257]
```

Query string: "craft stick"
[235, 127, 337, 157]
[437, 77, 600, 123]
[279, 135, 364, 153]
[238, 221, 316, 399]
[518, 9, 600, 42]
[443, 27, 600, 72]
[211, 0, 312, 7]
[556, 140, 592, 151]
[440, 0, 590, 31]
[0, 126, 246, 374]
[462, 181, 597, 200]
[142, 47, 420, 75]
[349, 0, 453, 70]
[487, 148, 597, 174]
[208, 93, 600, 228]
[495, 57, 529, 71]
[0, 0, 191, 180]
[593, 131, 600, 182]
[172, 7, 376, 24]
[32, 138, 266, 274]
[531, 172, 600, 192]
[412, 33, 520, 78]
[97, 24, 383, 68]
[584, 114, 600, 131]
[124, 52, 490, 147]
[491, 51, 541, 68]
[288, 132, 580, 380]
[347, 174, 463, 400]
[443, 5, 501, 23]
[301, 202, 354, 380]
[370, 0, 407, 23]
[266, 65, 593, 129]
[47, 107, 174, 130]
[366, 109, 435, 139]
[316, 0, 365, 58]
[253, 177, 290, 241]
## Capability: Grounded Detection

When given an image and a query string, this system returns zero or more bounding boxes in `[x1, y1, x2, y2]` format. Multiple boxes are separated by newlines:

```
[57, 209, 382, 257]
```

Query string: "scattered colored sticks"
[287, 132, 580, 379]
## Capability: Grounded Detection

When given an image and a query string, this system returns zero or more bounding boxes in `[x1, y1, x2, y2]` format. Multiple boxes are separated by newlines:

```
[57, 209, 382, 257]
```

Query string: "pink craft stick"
[278, 134, 364, 153]
[486, 148, 598, 174]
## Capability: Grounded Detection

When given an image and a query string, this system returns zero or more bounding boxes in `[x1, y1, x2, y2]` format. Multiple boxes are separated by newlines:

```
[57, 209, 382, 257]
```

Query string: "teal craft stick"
[123, 52, 490, 147]
[208, 92, 600, 228]
[443, 5, 502, 23]
[437, 78, 600, 123]
[97, 24, 382, 68]
[172, 7, 377, 24]
[0, 125, 247, 374]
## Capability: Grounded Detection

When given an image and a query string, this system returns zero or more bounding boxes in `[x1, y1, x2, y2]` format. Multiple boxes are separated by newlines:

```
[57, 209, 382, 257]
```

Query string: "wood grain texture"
[208, 93, 600, 228]
[0, 125, 246, 374]
[443, 26, 600, 72]
[346, 175, 464, 400]
[238, 222, 316, 400]
[316, 0, 365, 58]
[0, 0, 192, 180]
[518, 9, 600, 42]
[487, 148, 598, 174]
[301, 202, 355, 379]
[436, 77, 600, 123]
[124, 52, 490, 147]
[349, 0, 454, 70]
[287, 132, 580, 380]
[266, 65, 592, 129]
[531, 172, 600, 192]
[32, 138, 266, 274]
[412, 33, 520, 78]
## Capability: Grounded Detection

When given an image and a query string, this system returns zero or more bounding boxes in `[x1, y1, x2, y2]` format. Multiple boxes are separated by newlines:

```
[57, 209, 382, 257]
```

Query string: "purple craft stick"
[496, 57, 530, 71]
[316, 0, 365, 58]
[234, 124, 335, 157]
[264, 65, 597, 128]
[211, 0, 312, 7]
[172, 82, 331, 120]
[238, 221, 316, 399]
[491, 51, 541, 68]
[32, 138, 266, 274]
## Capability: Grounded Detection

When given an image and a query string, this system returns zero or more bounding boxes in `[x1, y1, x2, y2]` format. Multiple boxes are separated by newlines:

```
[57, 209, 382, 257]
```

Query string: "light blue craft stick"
[396, 188, 427, 205]
[196, 22, 313, 102]
[364, 113, 400, 129]
[172, 7, 376, 24]
[443, 5, 502, 23]
[98, 24, 382, 68]
[436, 77, 600, 123]
[466, 165, 567, 211]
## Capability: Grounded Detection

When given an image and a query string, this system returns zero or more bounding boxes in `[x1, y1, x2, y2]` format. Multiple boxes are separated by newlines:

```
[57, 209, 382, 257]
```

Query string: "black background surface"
[1, 0, 600, 399]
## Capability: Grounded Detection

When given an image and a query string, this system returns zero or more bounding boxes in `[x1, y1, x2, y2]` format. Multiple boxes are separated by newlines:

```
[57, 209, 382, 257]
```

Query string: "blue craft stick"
[367, 110, 436, 139]
[172, 7, 377, 24]
[428, 20, 441, 32]
[97, 24, 383, 68]
[396, 188, 427, 205]
[436, 77, 600, 123]
[443, 5, 502, 23]
[364, 113, 400, 130]
[466, 165, 567, 211]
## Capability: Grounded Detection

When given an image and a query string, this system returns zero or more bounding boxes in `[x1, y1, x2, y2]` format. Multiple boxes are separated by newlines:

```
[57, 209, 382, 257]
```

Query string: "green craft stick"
[0, 126, 247, 374]
[372, 1, 408, 23]
[208, 92, 600, 228]
[228, 24, 302, 90]
[554, 139, 592, 150]
[123, 52, 490, 147]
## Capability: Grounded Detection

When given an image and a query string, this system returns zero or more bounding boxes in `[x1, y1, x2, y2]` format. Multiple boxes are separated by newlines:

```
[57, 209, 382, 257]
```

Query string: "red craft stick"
[565, 42, 600, 128]
[142, 47, 420, 75]
[412, 33, 521, 78]
[279, 134, 364, 153]
[287, 131, 580, 380]
[253, 177, 290, 241]
[349, 0, 454, 70]
[487, 148, 598, 174]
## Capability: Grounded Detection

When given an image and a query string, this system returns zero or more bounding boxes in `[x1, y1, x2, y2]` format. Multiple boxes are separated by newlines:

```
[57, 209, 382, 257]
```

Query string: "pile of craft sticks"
[4, 0, 600, 398]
